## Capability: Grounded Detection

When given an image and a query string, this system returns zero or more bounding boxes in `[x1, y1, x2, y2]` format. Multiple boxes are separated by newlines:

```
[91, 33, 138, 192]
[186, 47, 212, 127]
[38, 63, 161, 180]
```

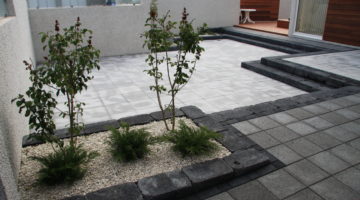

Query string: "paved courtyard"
[207, 94, 360, 200]
[285, 50, 360, 81]
[54, 39, 306, 128]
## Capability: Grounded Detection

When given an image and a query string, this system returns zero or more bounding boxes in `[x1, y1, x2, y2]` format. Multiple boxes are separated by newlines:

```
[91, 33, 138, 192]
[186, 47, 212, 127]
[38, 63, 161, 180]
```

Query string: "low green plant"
[163, 120, 222, 157]
[107, 123, 152, 162]
[31, 144, 98, 185]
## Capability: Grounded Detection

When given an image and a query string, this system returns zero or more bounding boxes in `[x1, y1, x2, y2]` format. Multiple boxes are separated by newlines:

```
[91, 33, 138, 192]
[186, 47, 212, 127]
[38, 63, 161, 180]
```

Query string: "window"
[0, 0, 8, 17]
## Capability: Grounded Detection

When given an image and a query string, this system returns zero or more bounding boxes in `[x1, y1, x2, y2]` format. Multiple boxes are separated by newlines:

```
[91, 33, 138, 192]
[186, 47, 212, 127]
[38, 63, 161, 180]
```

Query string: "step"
[224, 34, 304, 54]
[242, 61, 333, 92]
[216, 28, 322, 52]
[261, 57, 359, 88]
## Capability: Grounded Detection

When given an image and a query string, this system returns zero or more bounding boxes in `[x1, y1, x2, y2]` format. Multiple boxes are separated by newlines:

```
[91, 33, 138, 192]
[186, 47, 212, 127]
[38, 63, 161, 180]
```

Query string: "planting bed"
[18, 118, 230, 200]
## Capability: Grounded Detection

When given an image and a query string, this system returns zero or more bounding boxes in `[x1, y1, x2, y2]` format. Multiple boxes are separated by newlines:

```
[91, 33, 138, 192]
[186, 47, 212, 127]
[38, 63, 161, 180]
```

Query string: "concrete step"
[242, 61, 333, 92]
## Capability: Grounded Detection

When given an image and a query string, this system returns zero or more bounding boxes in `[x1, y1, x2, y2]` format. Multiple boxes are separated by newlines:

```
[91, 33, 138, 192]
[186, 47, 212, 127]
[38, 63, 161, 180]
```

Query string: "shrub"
[107, 123, 152, 162]
[32, 145, 98, 185]
[163, 120, 222, 157]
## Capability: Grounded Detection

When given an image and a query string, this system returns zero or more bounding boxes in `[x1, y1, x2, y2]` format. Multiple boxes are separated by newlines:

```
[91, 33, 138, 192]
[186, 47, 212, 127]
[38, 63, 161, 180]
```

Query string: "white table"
[241, 9, 256, 24]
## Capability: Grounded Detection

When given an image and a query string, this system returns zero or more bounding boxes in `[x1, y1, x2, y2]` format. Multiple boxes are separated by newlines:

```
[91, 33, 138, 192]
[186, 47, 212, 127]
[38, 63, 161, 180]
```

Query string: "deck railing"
[27, 0, 141, 9]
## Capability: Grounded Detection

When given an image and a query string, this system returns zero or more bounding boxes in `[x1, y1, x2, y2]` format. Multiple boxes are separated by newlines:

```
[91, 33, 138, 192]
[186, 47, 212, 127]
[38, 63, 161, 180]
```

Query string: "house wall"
[0, 0, 34, 199]
[278, 0, 291, 19]
[29, 0, 240, 62]
[323, 0, 360, 46]
[240, 0, 280, 21]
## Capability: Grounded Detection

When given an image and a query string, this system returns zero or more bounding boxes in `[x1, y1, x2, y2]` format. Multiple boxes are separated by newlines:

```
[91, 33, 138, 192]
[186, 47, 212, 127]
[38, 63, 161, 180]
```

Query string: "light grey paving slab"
[344, 95, 360, 104]
[228, 181, 279, 200]
[286, 138, 323, 157]
[308, 151, 351, 174]
[248, 116, 281, 130]
[335, 167, 360, 193]
[285, 50, 360, 82]
[285, 159, 329, 186]
[324, 126, 358, 142]
[335, 108, 360, 120]
[268, 144, 302, 165]
[233, 121, 261, 135]
[54, 39, 306, 127]
[305, 132, 342, 150]
[349, 104, 360, 114]
[340, 122, 360, 136]
[284, 189, 323, 200]
[286, 122, 317, 136]
[259, 169, 305, 199]
[248, 131, 280, 149]
[303, 117, 334, 130]
[330, 144, 360, 165]
[269, 112, 298, 125]
[266, 126, 300, 143]
[206, 192, 234, 200]
[320, 112, 351, 125]
[302, 104, 330, 115]
[311, 177, 360, 200]
[348, 138, 360, 150]
[286, 108, 314, 120]
[316, 101, 342, 111]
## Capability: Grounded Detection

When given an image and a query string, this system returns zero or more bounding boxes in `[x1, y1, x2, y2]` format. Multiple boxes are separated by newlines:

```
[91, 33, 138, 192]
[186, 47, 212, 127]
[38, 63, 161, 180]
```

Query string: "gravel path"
[18, 117, 230, 200]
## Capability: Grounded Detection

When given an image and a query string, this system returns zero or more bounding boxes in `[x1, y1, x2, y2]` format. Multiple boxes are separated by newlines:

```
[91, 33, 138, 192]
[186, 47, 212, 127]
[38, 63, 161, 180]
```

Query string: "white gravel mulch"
[18, 117, 230, 200]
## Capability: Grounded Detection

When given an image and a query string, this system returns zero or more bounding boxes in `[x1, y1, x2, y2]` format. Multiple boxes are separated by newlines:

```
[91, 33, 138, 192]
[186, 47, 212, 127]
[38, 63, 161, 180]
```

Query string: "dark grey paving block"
[180, 106, 206, 119]
[206, 192, 234, 200]
[62, 195, 86, 200]
[266, 126, 300, 143]
[311, 177, 360, 200]
[248, 131, 280, 149]
[305, 132, 342, 150]
[182, 159, 233, 187]
[86, 182, 143, 200]
[304, 117, 334, 130]
[324, 126, 358, 142]
[286, 122, 317, 136]
[348, 138, 360, 150]
[259, 169, 305, 199]
[286, 108, 314, 120]
[268, 144, 302, 165]
[118, 114, 153, 126]
[218, 130, 254, 152]
[285, 159, 329, 186]
[320, 112, 350, 125]
[335, 167, 360, 193]
[223, 148, 270, 175]
[268, 112, 298, 125]
[330, 144, 360, 165]
[308, 151, 351, 174]
[335, 109, 360, 120]
[150, 109, 184, 121]
[194, 116, 226, 132]
[248, 116, 281, 130]
[316, 101, 342, 111]
[228, 181, 279, 200]
[232, 121, 261, 135]
[284, 189, 323, 200]
[302, 104, 330, 115]
[138, 170, 191, 200]
[286, 138, 323, 157]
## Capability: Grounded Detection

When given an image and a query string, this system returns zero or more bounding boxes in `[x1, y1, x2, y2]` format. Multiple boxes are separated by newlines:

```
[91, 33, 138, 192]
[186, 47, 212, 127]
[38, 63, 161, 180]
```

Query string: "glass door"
[294, 0, 329, 38]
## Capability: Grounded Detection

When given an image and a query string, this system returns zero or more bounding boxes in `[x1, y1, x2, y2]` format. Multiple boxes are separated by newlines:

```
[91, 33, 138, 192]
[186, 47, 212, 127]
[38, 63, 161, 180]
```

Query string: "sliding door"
[294, 0, 329, 38]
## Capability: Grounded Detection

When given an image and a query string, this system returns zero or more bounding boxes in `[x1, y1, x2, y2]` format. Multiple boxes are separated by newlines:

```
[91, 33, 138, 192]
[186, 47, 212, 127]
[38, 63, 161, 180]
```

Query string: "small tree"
[142, 0, 205, 131]
[12, 18, 100, 184]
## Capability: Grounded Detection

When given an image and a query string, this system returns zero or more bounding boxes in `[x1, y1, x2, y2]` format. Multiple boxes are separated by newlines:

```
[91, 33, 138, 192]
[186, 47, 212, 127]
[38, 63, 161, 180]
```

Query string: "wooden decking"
[235, 21, 288, 36]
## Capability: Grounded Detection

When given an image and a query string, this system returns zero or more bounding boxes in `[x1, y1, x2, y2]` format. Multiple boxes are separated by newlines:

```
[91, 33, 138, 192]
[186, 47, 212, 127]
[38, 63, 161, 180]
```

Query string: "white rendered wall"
[278, 0, 291, 19]
[0, 0, 35, 199]
[28, 0, 240, 62]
